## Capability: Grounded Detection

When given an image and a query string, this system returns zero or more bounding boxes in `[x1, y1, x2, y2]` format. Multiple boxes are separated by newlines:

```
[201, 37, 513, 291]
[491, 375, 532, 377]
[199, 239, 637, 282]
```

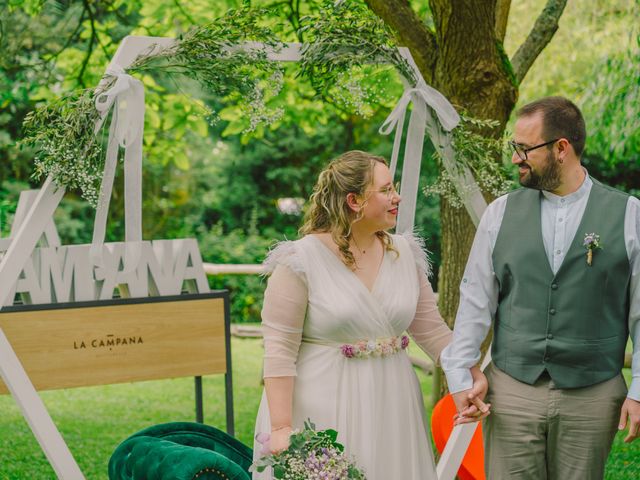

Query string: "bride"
[252, 150, 487, 479]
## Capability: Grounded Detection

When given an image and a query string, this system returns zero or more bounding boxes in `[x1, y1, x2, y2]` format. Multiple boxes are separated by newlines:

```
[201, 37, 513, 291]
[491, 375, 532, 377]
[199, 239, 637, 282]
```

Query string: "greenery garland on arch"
[297, 0, 416, 112]
[19, 1, 511, 209]
[21, 6, 286, 206]
[424, 115, 514, 208]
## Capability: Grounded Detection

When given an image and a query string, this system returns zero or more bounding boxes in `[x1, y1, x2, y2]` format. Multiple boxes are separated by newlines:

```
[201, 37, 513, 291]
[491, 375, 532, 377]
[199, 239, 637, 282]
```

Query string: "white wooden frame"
[0, 36, 487, 479]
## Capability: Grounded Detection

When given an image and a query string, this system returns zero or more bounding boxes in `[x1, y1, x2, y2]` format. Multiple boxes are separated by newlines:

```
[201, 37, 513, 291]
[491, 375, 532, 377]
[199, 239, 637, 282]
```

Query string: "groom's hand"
[619, 397, 640, 443]
[452, 367, 491, 426]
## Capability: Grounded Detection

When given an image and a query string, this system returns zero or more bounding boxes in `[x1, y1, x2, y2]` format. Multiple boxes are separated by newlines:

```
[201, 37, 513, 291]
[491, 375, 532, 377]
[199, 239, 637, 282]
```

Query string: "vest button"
[547, 333, 554, 340]
[551, 283, 558, 290]
[549, 308, 556, 315]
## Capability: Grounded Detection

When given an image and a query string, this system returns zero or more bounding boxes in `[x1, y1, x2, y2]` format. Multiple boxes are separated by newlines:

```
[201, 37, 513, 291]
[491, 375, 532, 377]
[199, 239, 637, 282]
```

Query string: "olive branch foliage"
[20, 0, 510, 208]
[23, 89, 104, 206]
[22, 6, 286, 206]
[425, 115, 514, 207]
[297, 0, 416, 112]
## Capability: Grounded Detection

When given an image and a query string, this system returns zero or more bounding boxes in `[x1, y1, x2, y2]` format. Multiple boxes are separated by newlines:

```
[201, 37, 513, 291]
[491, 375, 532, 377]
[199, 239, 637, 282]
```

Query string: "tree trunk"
[367, 0, 567, 402]
[435, 197, 477, 396]
[428, 1, 517, 397]
[370, 0, 517, 402]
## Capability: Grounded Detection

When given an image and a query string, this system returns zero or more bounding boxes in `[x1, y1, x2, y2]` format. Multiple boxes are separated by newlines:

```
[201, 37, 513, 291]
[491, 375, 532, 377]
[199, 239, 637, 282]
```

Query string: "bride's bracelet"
[271, 425, 291, 433]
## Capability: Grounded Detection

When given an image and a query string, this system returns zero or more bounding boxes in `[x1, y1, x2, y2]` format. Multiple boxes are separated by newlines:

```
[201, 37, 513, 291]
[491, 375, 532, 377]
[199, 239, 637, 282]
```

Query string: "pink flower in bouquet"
[401, 335, 410, 349]
[255, 432, 271, 456]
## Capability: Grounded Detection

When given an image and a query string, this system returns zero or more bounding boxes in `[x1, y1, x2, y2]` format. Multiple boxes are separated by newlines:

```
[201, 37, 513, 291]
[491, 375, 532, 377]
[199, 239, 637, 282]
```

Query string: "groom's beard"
[519, 150, 562, 192]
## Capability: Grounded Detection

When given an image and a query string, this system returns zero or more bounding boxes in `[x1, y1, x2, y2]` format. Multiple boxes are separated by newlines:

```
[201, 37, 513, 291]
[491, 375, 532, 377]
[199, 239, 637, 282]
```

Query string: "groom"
[441, 96, 640, 479]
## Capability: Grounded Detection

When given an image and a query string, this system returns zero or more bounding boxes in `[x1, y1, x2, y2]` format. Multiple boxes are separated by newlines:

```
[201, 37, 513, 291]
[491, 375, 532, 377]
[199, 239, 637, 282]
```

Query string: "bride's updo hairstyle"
[300, 150, 397, 269]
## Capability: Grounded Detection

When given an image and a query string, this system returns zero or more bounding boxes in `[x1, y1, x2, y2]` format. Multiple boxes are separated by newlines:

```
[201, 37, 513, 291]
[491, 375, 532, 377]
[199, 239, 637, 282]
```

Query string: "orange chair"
[431, 393, 485, 480]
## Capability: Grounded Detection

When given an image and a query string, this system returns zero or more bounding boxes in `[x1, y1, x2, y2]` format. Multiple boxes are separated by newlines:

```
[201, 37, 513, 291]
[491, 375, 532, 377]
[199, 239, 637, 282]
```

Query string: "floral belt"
[340, 335, 410, 359]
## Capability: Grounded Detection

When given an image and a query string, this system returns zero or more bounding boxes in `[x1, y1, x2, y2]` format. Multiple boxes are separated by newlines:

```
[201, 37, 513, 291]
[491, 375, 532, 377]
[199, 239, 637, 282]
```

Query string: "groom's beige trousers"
[482, 363, 627, 480]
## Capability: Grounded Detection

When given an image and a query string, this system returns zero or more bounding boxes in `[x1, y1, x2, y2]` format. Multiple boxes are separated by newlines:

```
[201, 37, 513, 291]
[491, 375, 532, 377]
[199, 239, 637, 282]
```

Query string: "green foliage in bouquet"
[19, 5, 285, 207]
[251, 420, 366, 480]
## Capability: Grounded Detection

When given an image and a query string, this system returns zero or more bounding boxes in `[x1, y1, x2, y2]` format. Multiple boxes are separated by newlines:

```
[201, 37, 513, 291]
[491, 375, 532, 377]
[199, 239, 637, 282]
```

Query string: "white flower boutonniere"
[583, 233, 602, 266]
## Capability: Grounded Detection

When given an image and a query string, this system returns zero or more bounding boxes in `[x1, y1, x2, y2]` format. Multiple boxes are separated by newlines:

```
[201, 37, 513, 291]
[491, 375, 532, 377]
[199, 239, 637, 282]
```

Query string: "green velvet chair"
[108, 422, 254, 480]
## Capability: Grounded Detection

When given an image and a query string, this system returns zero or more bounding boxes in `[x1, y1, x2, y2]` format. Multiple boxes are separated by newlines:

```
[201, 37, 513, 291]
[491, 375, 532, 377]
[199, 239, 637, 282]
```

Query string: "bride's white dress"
[252, 233, 451, 480]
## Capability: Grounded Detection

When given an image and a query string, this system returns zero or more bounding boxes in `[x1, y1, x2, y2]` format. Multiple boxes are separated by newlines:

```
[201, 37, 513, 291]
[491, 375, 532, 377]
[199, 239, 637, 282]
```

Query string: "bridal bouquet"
[250, 420, 366, 479]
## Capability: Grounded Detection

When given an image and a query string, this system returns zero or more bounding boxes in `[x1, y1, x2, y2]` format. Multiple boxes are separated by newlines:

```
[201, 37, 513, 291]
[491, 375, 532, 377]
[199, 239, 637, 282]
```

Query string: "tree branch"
[78, 0, 97, 88]
[286, 0, 300, 39]
[173, 0, 196, 25]
[495, 0, 511, 42]
[36, 8, 86, 81]
[365, 0, 438, 83]
[511, 0, 568, 84]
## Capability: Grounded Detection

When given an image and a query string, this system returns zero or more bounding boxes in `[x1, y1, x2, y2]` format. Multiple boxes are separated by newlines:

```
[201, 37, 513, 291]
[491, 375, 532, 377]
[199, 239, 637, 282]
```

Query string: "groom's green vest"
[491, 179, 630, 388]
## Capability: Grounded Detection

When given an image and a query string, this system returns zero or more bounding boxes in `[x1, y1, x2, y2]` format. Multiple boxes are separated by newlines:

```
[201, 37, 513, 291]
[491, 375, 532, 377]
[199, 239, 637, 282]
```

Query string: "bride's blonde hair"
[299, 150, 396, 268]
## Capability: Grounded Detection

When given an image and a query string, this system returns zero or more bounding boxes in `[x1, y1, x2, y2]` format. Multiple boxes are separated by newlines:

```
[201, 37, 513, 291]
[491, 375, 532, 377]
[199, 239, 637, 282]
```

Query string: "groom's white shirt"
[441, 171, 640, 401]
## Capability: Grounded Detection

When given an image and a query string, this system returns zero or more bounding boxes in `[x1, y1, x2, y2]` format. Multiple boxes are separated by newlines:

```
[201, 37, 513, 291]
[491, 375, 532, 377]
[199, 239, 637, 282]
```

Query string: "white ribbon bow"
[379, 82, 460, 175]
[379, 81, 486, 231]
[90, 65, 144, 273]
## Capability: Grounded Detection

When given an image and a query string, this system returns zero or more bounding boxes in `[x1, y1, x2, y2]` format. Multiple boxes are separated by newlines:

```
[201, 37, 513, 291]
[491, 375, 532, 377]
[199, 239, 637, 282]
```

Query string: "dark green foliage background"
[0, 1, 637, 324]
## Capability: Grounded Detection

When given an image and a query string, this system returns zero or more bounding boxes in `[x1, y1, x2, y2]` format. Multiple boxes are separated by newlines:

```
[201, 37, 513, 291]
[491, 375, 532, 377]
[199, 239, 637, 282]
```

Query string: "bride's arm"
[406, 272, 452, 363]
[264, 377, 294, 452]
[261, 263, 308, 452]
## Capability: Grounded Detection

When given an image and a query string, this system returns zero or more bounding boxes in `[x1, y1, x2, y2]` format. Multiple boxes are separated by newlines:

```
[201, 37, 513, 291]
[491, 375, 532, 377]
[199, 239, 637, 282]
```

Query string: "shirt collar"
[541, 168, 592, 206]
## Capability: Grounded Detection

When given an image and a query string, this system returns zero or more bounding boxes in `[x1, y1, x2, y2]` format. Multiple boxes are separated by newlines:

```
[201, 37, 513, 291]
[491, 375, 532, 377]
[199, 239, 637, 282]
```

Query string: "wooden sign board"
[0, 292, 227, 394]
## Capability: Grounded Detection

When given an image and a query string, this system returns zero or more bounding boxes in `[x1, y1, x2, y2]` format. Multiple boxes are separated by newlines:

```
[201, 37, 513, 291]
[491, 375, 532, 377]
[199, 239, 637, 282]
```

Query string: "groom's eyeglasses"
[509, 139, 560, 161]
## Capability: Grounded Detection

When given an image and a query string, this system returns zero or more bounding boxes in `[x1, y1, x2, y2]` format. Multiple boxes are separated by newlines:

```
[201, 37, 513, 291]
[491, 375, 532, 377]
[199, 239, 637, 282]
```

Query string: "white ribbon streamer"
[90, 65, 144, 273]
[380, 80, 486, 231]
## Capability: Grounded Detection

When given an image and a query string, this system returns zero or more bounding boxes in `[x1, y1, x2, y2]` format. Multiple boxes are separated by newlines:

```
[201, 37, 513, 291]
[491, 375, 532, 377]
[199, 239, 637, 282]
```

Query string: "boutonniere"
[583, 233, 602, 266]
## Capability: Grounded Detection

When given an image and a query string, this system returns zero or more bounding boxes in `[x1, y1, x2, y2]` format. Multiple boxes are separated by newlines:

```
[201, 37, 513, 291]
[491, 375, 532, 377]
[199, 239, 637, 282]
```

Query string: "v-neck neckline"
[307, 234, 386, 295]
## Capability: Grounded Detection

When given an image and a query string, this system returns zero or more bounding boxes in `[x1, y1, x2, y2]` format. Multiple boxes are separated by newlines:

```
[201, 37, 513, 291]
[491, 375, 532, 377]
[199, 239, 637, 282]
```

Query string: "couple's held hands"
[619, 397, 640, 443]
[452, 366, 491, 426]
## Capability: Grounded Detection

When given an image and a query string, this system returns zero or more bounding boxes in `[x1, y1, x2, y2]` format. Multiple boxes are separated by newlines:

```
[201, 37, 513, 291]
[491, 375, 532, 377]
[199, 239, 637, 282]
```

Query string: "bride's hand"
[270, 426, 292, 454]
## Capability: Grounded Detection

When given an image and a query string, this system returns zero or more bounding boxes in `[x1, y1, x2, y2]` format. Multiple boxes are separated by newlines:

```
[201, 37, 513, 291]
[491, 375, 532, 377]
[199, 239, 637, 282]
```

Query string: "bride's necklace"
[352, 235, 375, 255]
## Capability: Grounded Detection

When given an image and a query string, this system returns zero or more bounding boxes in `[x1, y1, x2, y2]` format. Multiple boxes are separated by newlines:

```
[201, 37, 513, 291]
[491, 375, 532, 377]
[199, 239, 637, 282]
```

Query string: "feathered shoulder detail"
[262, 240, 305, 280]
[399, 231, 433, 277]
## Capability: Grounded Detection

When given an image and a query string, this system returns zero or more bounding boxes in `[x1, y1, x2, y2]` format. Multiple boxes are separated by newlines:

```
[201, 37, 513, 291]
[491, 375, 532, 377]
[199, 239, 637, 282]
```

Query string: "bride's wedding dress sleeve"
[407, 274, 452, 363]
[401, 232, 453, 363]
[261, 241, 308, 378]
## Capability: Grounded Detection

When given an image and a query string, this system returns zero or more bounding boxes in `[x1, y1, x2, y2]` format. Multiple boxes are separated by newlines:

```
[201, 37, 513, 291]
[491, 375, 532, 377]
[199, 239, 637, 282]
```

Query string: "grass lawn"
[0, 337, 637, 479]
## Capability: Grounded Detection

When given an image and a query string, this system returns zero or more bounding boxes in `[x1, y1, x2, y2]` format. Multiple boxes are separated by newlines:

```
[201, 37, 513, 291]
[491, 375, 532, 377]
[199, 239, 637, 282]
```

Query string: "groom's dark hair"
[517, 96, 586, 158]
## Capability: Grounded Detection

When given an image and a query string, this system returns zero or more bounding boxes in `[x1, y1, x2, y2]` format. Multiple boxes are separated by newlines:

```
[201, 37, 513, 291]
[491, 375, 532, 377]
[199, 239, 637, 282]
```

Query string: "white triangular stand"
[0, 37, 172, 480]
